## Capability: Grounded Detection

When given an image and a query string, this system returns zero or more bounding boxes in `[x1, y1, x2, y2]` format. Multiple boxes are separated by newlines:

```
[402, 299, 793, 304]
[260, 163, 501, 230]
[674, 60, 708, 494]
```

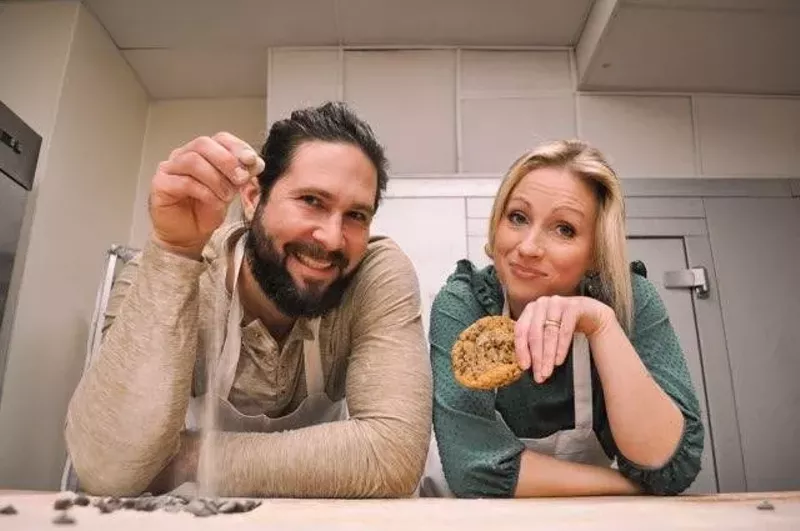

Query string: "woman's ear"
[239, 178, 261, 222]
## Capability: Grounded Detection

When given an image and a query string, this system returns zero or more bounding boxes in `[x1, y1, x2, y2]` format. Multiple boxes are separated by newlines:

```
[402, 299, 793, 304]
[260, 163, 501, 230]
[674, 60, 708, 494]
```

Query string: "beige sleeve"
[64, 240, 206, 496]
[208, 241, 433, 498]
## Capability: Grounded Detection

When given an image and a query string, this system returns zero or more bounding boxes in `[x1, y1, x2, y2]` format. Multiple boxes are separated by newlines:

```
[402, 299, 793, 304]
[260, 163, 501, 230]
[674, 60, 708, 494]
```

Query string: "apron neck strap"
[303, 318, 324, 395]
[571, 333, 593, 429]
[215, 234, 248, 398]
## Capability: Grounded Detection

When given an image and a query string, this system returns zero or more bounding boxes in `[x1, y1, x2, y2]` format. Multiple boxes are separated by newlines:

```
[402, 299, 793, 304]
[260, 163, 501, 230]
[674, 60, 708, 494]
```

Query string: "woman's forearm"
[514, 450, 640, 497]
[588, 321, 684, 468]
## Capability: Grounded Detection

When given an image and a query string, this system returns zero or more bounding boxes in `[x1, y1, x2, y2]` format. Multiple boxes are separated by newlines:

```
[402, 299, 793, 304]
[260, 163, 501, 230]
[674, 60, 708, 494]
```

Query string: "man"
[65, 102, 432, 498]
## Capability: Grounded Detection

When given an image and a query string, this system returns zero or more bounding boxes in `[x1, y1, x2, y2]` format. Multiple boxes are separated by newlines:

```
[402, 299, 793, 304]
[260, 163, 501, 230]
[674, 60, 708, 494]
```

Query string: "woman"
[422, 140, 704, 498]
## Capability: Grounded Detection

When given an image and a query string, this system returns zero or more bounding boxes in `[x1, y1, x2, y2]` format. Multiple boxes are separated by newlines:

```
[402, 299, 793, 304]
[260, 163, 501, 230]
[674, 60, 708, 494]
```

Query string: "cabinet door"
[627, 237, 718, 494]
[705, 198, 800, 492]
[371, 198, 468, 336]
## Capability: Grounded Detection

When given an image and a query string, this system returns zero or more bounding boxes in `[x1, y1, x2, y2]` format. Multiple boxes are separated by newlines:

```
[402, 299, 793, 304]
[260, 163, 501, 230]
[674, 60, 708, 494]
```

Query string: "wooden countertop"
[1, 491, 798, 530]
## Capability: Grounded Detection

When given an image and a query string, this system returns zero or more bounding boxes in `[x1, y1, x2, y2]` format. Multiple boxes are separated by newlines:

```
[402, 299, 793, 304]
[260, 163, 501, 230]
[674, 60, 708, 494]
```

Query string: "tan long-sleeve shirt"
[65, 223, 432, 498]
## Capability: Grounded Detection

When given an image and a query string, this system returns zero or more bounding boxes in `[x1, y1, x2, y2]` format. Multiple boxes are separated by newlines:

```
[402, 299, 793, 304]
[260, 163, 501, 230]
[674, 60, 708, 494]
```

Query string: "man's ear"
[240, 178, 261, 222]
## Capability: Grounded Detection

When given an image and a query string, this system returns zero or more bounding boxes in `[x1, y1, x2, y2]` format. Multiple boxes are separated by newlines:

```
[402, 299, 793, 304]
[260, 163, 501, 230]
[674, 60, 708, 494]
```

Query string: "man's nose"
[312, 215, 345, 252]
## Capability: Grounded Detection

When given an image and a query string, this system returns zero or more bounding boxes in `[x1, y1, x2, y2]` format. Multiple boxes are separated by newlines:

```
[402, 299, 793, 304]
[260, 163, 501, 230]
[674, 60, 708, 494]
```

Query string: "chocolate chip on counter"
[53, 499, 73, 511]
[217, 500, 242, 514]
[757, 500, 775, 511]
[73, 494, 90, 507]
[241, 499, 262, 513]
[0, 504, 17, 515]
[52, 511, 76, 525]
[133, 498, 159, 512]
[185, 498, 216, 518]
[94, 498, 116, 514]
[121, 498, 136, 509]
[53, 492, 75, 511]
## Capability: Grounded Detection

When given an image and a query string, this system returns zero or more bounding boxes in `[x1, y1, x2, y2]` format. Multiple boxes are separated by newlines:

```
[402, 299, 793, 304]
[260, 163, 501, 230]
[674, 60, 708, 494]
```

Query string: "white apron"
[419, 301, 611, 497]
[185, 233, 348, 433]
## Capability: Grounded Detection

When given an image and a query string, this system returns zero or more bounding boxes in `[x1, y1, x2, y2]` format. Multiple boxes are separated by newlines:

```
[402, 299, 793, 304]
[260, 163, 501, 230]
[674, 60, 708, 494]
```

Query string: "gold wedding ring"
[544, 319, 562, 328]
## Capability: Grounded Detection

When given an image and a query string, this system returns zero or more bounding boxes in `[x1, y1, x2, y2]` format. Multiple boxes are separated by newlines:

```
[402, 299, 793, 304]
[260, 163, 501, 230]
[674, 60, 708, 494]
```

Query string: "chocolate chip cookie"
[451, 316, 522, 390]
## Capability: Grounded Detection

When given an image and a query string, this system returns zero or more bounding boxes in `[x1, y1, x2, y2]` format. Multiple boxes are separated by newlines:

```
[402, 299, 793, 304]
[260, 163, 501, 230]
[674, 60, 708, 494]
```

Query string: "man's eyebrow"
[295, 187, 375, 216]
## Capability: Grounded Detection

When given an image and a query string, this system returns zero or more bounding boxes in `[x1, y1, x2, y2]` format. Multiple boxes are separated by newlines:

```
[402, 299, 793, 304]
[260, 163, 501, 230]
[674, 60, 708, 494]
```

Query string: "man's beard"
[244, 216, 353, 318]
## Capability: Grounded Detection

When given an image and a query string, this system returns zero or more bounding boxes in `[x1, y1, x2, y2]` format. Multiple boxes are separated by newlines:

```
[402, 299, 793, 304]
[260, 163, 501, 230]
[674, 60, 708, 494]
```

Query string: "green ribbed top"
[430, 260, 704, 498]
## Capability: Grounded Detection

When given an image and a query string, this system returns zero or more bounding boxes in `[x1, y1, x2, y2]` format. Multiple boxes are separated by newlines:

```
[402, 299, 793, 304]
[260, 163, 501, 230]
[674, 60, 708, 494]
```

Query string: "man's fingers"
[153, 172, 224, 209]
[182, 135, 254, 186]
[161, 153, 234, 203]
[213, 132, 265, 176]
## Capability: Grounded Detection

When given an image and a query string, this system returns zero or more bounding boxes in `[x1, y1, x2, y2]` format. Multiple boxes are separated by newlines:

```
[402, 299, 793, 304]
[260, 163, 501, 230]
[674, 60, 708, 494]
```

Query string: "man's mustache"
[284, 241, 348, 271]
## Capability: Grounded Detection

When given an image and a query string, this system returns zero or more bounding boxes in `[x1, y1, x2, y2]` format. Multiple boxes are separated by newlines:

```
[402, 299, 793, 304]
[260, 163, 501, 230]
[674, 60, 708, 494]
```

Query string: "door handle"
[663, 267, 710, 299]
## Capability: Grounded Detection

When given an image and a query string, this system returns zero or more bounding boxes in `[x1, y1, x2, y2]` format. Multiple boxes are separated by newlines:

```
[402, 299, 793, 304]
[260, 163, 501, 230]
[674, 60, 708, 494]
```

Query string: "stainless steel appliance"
[0, 100, 42, 391]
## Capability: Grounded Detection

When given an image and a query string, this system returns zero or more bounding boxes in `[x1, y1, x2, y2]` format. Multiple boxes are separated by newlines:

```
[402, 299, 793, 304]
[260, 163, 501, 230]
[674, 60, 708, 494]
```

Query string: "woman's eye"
[556, 224, 576, 238]
[507, 211, 528, 225]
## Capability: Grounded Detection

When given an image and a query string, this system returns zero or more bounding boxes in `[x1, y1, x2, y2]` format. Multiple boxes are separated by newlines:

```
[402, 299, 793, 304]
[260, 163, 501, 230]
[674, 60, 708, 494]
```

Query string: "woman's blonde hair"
[485, 139, 633, 333]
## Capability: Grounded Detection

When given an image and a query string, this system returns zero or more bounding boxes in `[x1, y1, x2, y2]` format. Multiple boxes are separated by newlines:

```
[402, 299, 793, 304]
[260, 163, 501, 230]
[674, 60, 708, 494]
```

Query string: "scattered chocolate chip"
[53, 499, 73, 511]
[73, 494, 90, 507]
[52, 511, 76, 525]
[185, 499, 216, 518]
[241, 499, 262, 512]
[217, 500, 242, 514]
[757, 500, 775, 511]
[94, 499, 114, 514]
[0, 504, 17, 515]
[134, 498, 159, 512]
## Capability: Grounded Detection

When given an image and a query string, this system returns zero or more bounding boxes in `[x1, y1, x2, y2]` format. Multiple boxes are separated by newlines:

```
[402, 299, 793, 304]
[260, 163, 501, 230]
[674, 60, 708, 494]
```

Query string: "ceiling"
[79, 0, 594, 99]
[25, 0, 800, 98]
[578, 0, 800, 95]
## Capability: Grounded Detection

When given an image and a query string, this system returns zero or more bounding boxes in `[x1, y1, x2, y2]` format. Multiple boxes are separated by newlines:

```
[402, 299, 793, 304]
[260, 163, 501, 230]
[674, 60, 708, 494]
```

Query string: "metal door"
[628, 237, 718, 494]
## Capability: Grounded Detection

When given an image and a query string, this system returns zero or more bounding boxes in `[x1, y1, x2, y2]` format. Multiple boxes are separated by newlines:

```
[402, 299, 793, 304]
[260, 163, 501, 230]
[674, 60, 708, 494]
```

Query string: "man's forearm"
[514, 450, 640, 497]
[199, 417, 428, 498]
[65, 241, 205, 496]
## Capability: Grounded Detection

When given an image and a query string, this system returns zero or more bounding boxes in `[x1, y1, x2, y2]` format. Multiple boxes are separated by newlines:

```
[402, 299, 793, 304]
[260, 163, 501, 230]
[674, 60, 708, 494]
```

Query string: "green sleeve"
[429, 279, 525, 498]
[611, 274, 705, 494]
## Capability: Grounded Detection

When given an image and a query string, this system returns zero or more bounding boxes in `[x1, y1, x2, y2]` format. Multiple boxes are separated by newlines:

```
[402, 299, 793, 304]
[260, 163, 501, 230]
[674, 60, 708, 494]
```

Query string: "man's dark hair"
[257, 101, 389, 209]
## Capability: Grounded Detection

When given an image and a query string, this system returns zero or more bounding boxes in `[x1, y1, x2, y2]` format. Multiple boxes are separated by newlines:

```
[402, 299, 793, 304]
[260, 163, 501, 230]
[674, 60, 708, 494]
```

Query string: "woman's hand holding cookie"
[514, 296, 616, 384]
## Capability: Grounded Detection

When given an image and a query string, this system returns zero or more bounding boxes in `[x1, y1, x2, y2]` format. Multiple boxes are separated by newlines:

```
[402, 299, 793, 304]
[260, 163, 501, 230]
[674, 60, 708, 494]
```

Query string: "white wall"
[266, 47, 800, 332]
[267, 48, 800, 180]
[129, 98, 267, 247]
[0, 2, 148, 489]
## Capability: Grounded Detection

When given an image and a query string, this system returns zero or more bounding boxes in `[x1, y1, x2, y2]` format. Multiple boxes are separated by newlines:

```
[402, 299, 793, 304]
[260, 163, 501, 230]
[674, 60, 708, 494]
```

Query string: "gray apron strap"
[214, 234, 247, 399]
[303, 317, 325, 395]
[571, 333, 593, 429]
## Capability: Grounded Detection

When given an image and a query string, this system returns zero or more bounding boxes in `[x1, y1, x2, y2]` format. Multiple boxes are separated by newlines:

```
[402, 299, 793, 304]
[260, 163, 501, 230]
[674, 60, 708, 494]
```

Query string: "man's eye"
[301, 195, 322, 207]
[348, 211, 368, 223]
